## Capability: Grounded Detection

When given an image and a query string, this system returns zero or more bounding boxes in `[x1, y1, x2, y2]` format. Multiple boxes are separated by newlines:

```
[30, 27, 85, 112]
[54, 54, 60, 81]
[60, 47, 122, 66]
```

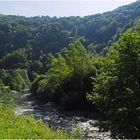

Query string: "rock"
[88, 120, 97, 126]
[14, 91, 111, 139]
[44, 116, 51, 121]
[11, 90, 18, 94]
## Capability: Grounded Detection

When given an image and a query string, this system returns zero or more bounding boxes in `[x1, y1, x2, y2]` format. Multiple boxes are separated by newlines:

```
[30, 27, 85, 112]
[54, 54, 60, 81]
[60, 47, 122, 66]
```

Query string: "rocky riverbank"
[14, 91, 111, 139]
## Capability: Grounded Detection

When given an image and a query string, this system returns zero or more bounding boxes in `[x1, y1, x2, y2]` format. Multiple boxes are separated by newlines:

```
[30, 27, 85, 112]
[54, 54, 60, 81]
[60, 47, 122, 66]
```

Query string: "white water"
[14, 91, 111, 139]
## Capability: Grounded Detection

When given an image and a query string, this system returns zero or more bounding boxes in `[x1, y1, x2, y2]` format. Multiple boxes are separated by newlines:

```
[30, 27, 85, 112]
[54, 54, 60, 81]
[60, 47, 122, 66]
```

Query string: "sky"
[0, 0, 137, 17]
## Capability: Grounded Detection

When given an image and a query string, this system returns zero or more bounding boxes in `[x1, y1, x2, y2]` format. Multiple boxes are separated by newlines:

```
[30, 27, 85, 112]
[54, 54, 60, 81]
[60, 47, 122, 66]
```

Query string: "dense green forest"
[0, 1, 140, 138]
[0, 0, 140, 79]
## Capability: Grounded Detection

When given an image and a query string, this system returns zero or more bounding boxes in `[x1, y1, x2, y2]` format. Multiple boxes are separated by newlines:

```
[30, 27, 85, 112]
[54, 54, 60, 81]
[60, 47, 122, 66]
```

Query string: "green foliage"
[0, 83, 15, 108]
[0, 1, 140, 138]
[0, 1, 139, 83]
[88, 30, 140, 138]
[31, 52, 72, 100]
[0, 48, 28, 69]
[10, 69, 30, 91]
[64, 40, 94, 75]
[0, 1, 139, 64]
[31, 40, 96, 108]
[133, 17, 140, 33]
[0, 107, 73, 139]
[0, 69, 30, 91]
[46, 53, 72, 90]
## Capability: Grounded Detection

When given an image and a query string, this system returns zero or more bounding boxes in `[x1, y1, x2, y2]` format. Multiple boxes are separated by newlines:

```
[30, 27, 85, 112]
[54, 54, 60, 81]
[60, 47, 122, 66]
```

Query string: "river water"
[13, 90, 111, 139]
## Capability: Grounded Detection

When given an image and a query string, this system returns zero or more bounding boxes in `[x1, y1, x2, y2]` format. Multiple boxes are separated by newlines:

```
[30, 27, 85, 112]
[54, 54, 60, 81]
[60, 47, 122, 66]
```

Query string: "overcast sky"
[0, 0, 136, 17]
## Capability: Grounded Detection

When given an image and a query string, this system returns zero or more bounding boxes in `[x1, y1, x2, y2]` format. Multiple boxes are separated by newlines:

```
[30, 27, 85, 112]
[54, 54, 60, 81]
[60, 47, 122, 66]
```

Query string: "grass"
[0, 84, 80, 139]
[0, 85, 15, 108]
[0, 106, 73, 139]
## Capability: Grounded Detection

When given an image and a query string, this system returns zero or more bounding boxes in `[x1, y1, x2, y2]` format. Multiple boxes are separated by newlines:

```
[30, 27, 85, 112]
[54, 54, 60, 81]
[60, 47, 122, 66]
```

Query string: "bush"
[0, 83, 15, 108]
[0, 69, 30, 91]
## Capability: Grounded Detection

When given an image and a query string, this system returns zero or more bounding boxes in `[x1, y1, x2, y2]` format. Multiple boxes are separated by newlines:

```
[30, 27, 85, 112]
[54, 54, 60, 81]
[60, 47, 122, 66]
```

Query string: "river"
[13, 90, 111, 139]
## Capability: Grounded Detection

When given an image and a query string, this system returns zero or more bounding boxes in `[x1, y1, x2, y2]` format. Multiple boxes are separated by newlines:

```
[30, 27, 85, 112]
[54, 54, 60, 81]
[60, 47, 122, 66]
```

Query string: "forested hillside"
[0, 1, 140, 79]
[0, 1, 140, 139]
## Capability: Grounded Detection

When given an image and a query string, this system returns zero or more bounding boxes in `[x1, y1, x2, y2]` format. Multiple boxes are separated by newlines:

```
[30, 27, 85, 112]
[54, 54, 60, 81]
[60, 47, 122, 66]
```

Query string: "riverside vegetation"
[0, 1, 140, 139]
[0, 82, 76, 138]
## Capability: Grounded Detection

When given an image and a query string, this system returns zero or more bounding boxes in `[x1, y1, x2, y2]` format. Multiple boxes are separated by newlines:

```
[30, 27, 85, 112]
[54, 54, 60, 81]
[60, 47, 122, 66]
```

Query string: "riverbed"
[14, 90, 111, 139]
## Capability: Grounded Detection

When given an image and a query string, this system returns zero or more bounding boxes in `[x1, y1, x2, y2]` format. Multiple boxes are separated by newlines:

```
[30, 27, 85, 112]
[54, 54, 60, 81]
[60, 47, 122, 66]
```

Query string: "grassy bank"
[0, 107, 73, 139]
[0, 84, 75, 139]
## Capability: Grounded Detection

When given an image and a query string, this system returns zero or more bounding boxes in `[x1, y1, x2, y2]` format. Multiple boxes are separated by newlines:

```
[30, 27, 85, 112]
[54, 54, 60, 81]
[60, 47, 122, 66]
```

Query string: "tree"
[0, 49, 28, 69]
[31, 40, 96, 108]
[87, 31, 140, 138]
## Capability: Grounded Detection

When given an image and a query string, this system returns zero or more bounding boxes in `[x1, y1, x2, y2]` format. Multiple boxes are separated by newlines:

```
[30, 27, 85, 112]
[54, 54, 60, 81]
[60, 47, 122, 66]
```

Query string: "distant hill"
[0, 1, 140, 69]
